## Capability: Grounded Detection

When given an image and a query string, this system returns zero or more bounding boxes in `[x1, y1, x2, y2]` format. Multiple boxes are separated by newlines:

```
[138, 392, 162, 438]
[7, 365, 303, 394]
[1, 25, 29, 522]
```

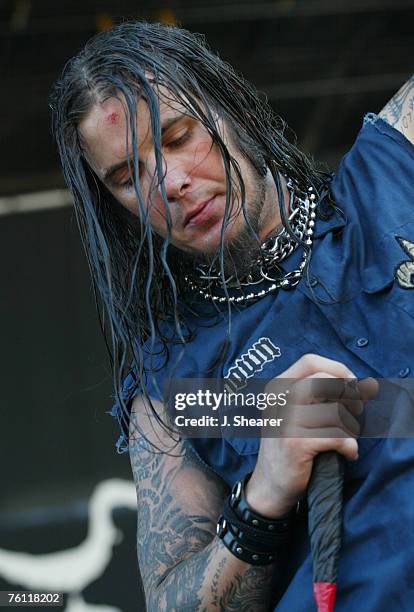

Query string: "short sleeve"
[108, 370, 140, 454]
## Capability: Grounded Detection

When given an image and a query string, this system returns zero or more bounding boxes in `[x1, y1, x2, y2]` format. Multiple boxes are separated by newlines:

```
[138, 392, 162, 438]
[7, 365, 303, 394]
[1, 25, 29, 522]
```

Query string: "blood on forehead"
[106, 112, 119, 125]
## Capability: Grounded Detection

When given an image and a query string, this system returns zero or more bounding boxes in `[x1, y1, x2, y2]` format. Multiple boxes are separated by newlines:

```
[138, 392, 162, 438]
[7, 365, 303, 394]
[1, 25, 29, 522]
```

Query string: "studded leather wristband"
[230, 472, 296, 532]
[223, 497, 290, 549]
[216, 515, 277, 566]
[216, 472, 296, 566]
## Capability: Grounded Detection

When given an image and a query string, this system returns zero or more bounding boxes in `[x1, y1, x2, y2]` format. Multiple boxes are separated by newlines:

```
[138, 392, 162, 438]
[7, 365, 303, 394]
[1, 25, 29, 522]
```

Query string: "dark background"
[2, 0, 414, 195]
[1, 1, 414, 610]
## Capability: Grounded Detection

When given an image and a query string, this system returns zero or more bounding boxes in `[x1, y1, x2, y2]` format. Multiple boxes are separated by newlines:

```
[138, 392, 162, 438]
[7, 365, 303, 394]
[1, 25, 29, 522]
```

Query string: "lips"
[184, 196, 216, 227]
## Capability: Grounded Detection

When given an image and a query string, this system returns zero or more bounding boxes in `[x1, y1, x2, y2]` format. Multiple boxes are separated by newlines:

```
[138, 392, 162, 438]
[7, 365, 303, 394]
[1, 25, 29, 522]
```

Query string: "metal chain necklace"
[185, 179, 318, 304]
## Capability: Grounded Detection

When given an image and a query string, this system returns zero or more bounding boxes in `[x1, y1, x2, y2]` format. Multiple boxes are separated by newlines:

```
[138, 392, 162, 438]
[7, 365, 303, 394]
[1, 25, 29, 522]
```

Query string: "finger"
[306, 436, 359, 461]
[288, 374, 369, 416]
[356, 377, 379, 401]
[337, 404, 361, 436]
[338, 377, 378, 416]
[282, 402, 360, 437]
[309, 375, 364, 416]
[292, 373, 346, 404]
[278, 354, 356, 380]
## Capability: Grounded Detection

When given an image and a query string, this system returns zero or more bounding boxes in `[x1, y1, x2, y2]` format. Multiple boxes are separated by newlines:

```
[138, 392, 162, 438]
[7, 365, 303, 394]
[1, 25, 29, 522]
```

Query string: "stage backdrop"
[0, 205, 145, 611]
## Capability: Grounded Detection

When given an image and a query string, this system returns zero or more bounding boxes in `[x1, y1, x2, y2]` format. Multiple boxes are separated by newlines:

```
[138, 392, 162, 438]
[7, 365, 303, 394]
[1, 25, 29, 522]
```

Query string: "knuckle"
[300, 353, 318, 370]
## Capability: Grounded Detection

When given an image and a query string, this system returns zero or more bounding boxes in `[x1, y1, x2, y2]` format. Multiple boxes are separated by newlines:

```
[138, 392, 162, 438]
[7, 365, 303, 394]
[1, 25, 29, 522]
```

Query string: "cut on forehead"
[78, 80, 224, 152]
[77, 84, 227, 190]
[106, 111, 119, 124]
[80, 80, 198, 127]
[78, 87, 195, 143]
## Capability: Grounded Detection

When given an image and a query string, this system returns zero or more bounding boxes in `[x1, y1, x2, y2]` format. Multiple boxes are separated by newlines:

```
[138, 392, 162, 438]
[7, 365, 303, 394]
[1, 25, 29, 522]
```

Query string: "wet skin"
[79, 92, 286, 256]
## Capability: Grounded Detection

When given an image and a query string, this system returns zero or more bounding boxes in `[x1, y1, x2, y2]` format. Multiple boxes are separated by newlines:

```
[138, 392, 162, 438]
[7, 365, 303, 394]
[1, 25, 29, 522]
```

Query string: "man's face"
[79, 91, 280, 257]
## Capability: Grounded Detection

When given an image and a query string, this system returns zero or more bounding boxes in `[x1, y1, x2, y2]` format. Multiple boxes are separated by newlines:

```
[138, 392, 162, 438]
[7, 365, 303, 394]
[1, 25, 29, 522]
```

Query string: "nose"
[163, 163, 192, 201]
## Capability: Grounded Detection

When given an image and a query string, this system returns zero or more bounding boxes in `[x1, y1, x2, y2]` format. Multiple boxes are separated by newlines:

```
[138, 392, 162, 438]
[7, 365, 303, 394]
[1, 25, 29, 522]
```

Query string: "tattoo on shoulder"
[379, 75, 414, 139]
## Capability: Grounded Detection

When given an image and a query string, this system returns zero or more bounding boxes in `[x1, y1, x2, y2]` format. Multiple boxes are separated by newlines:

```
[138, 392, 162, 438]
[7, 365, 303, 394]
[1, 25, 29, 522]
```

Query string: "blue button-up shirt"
[112, 114, 414, 610]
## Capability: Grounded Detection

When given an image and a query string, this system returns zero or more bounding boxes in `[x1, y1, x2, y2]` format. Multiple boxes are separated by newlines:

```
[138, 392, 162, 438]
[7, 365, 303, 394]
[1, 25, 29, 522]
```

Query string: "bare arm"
[379, 75, 414, 145]
[129, 356, 378, 610]
[129, 396, 274, 611]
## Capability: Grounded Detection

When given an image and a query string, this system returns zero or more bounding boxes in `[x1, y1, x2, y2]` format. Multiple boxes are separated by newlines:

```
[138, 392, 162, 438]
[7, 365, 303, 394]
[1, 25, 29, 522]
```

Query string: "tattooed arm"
[129, 355, 371, 610]
[379, 75, 414, 145]
[129, 395, 274, 612]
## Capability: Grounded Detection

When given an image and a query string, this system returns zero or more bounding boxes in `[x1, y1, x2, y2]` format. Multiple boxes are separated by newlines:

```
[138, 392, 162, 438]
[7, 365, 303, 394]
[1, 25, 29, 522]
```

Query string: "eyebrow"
[102, 114, 185, 183]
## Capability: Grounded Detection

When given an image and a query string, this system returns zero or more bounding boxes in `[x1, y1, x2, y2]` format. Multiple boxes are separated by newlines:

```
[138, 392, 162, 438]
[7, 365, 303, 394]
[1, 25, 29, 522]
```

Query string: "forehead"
[78, 88, 191, 174]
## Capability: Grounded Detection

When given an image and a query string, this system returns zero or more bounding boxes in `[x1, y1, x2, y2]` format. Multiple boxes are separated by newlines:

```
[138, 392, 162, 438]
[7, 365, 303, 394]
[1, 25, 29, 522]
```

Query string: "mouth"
[184, 196, 217, 227]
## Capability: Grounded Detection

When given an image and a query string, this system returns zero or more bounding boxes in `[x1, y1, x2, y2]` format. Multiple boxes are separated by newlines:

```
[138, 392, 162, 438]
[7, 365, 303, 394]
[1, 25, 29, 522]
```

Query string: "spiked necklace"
[185, 179, 317, 303]
[184, 179, 317, 304]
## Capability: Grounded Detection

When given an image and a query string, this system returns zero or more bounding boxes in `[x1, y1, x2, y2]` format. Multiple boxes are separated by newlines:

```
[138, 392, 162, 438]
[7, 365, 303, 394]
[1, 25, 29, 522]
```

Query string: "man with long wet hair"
[51, 21, 414, 610]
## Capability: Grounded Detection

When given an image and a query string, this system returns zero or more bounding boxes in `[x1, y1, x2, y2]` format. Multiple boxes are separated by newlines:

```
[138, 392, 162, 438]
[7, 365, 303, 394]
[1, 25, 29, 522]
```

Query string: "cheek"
[117, 193, 169, 237]
[115, 191, 140, 216]
[146, 199, 170, 235]
[192, 139, 224, 176]
[125, 201, 140, 216]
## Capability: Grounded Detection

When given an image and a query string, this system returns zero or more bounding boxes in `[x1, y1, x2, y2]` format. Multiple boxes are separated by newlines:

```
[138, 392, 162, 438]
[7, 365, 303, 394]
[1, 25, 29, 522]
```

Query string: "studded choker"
[185, 179, 318, 304]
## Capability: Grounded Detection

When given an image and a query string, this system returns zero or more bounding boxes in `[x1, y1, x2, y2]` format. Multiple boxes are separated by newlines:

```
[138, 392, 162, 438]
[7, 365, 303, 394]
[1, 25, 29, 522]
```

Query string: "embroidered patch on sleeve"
[395, 236, 414, 289]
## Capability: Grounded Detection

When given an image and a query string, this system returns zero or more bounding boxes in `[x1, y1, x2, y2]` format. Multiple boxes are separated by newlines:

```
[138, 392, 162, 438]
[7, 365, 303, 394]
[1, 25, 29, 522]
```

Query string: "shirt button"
[398, 367, 411, 378]
[356, 337, 369, 347]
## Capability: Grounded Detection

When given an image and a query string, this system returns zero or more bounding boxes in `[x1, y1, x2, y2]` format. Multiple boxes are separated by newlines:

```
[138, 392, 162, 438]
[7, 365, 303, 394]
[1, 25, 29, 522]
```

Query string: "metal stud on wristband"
[230, 472, 296, 532]
[216, 472, 297, 566]
[223, 497, 290, 549]
[216, 515, 276, 566]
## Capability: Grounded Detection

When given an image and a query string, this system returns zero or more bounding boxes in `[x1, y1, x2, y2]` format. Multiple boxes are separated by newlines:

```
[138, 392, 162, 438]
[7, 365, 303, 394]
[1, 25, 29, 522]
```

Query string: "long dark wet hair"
[49, 20, 333, 443]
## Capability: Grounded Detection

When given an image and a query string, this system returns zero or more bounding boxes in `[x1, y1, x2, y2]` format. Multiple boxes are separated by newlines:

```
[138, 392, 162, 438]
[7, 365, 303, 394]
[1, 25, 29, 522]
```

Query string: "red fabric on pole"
[313, 582, 337, 612]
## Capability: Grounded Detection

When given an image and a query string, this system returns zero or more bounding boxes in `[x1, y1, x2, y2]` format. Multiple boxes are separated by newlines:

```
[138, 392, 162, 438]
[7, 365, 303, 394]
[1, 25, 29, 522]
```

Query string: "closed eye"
[120, 177, 135, 189]
[116, 162, 144, 190]
[165, 129, 191, 149]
